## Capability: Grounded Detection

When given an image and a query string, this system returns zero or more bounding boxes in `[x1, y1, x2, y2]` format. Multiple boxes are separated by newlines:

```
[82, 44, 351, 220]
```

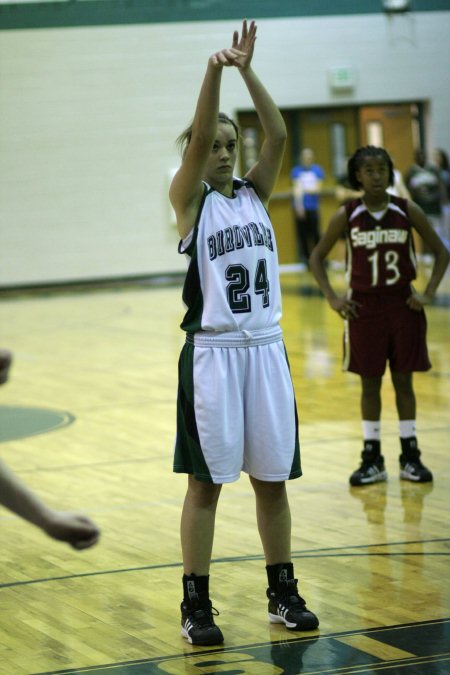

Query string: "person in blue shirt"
[291, 148, 325, 265]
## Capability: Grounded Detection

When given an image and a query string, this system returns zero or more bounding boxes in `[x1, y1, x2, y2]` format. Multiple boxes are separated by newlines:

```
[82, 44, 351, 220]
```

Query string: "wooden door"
[297, 107, 359, 257]
[237, 110, 298, 265]
[359, 104, 416, 176]
[238, 107, 361, 264]
[238, 104, 417, 265]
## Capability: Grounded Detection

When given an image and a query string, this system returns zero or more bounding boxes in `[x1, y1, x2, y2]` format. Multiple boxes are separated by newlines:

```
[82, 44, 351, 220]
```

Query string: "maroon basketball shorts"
[343, 287, 431, 378]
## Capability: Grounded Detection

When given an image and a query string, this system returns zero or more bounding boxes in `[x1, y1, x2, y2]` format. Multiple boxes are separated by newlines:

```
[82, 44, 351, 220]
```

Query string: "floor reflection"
[349, 481, 434, 525]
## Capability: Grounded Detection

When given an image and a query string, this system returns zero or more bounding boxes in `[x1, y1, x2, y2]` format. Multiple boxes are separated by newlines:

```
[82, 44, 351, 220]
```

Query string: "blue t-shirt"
[291, 164, 324, 211]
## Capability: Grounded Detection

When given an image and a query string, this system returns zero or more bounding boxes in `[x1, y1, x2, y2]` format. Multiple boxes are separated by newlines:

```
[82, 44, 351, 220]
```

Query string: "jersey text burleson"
[207, 221, 274, 261]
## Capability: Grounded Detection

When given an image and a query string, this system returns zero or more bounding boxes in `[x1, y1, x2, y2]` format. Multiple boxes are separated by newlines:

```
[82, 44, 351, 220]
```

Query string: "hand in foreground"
[329, 296, 361, 320]
[44, 511, 100, 550]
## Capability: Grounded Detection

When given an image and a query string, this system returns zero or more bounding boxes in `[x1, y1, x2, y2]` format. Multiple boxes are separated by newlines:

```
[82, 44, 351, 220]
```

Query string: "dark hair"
[347, 146, 394, 189]
[176, 112, 239, 159]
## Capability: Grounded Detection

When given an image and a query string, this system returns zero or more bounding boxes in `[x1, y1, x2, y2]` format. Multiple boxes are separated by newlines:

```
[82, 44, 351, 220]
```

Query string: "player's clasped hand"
[210, 19, 257, 70]
[210, 48, 247, 69]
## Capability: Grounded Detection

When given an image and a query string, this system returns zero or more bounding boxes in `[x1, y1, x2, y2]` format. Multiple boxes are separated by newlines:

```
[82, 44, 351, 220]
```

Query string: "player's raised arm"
[169, 27, 249, 239]
[239, 22, 287, 205]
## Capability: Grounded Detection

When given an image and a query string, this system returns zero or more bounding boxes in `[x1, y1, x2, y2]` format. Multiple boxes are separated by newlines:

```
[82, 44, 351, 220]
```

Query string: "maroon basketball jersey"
[345, 196, 417, 292]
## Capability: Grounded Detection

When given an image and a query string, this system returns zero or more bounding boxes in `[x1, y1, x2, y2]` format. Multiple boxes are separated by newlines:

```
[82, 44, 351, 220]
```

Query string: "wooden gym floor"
[0, 267, 449, 675]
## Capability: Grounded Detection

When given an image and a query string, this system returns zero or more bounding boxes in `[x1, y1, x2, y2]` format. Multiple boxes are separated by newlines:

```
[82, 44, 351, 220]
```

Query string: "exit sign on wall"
[328, 66, 357, 90]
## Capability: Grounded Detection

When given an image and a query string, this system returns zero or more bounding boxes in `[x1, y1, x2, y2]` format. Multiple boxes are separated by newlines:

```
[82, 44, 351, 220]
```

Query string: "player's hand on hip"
[407, 291, 431, 311]
[330, 296, 360, 320]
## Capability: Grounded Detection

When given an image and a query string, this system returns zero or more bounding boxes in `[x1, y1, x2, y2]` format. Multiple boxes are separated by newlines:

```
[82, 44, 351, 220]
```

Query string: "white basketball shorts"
[174, 325, 301, 484]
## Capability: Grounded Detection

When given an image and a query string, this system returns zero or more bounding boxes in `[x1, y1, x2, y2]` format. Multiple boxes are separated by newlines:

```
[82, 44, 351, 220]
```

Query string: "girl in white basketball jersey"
[169, 20, 318, 645]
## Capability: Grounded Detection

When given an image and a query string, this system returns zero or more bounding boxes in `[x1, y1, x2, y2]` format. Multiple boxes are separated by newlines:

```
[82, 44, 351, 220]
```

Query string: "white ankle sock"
[362, 420, 381, 441]
[399, 420, 416, 438]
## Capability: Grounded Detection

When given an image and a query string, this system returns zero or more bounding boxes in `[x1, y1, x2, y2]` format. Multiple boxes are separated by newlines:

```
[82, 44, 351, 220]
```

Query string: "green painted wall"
[1, 0, 449, 31]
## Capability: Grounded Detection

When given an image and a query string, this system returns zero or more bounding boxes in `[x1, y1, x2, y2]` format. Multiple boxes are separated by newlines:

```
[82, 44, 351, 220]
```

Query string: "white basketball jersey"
[179, 179, 282, 332]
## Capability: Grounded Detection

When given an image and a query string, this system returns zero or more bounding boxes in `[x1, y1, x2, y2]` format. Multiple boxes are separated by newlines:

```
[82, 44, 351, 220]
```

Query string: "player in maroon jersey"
[309, 146, 449, 486]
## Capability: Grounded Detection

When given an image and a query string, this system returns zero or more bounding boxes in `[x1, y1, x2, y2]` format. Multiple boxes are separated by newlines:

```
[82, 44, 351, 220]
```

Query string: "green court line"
[1, 538, 448, 589]
[0, 406, 75, 442]
[12, 418, 449, 473]
[31, 618, 450, 674]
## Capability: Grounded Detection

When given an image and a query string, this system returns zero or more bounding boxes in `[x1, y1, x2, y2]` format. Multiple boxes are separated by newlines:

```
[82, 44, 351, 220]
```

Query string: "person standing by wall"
[291, 148, 325, 266]
[432, 148, 450, 250]
[406, 149, 446, 260]
[0, 349, 12, 385]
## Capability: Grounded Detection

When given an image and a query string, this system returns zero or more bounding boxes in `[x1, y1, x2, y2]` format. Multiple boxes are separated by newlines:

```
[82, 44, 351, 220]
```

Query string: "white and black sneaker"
[349, 451, 387, 486]
[400, 450, 433, 483]
[267, 579, 319, 631]
[181, 594, 224, 645]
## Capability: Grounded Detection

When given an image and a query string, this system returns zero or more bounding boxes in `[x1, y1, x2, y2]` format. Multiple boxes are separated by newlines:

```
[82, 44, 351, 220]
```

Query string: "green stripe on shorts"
[174, 342, 213, 483]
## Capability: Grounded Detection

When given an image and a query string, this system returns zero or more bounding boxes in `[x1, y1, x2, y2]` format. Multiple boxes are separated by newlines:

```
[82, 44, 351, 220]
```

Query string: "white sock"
[362, 420, 381, 441]
[399, 420, 416, 438]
